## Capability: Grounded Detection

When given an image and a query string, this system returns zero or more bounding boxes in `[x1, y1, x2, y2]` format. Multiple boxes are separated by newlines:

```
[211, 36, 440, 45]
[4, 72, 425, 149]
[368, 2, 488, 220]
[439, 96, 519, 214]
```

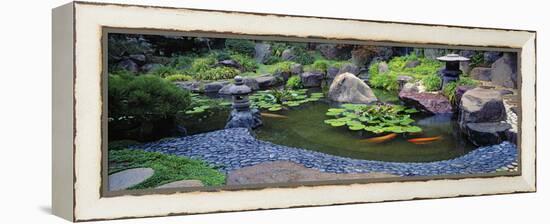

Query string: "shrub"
[230, 53, 258, 71]
[290, 47, 315, 65]
[286, 76, 303, 89]
[369, 71, 399, 91]
[311, 60, 330, 72]
[225, 39, 255, 56]
[422, 74, 442, 91]
[267, 61, 294, 74]
[443, 82, 458, 103]
[165, 74, 193, 82]
[170, 55, 196, 69]
[148, 65, 181, 78]
[190, 56, 217, 73]
[442, 76, 479, 102]
[108, 74, 191, 126]
[195, 67, 240, 80]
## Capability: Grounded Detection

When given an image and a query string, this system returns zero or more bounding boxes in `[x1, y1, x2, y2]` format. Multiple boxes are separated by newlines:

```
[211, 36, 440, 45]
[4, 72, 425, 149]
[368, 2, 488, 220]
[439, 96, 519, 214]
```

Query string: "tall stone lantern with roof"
[225, 76, 262, 129]
[437, 53, 470, 88]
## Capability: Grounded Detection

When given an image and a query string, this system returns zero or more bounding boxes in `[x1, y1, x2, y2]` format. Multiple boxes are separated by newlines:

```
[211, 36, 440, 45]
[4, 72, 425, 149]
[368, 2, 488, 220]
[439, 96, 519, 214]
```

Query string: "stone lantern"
[437, 53, 470, 88]
[225, 76, 262, 129]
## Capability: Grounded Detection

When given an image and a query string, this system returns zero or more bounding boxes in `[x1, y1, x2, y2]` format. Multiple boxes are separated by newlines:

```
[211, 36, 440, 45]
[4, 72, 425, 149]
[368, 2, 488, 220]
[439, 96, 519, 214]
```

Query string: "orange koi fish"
[360, 133, 397, 143]
[260, 112, 288, 119]
[407, 136, 442, 144]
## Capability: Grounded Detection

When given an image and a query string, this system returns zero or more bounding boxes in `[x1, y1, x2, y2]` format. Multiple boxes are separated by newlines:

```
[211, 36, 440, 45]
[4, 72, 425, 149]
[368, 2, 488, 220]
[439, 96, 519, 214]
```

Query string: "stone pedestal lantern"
[225, 76, 262, 129]
[437, 53, 470, 88]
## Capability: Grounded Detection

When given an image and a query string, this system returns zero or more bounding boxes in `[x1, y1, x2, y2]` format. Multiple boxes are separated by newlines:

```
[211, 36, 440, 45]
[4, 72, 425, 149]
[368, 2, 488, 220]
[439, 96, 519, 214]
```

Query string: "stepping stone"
[108, 168, 154, 191]
[156, 180, 204, 189]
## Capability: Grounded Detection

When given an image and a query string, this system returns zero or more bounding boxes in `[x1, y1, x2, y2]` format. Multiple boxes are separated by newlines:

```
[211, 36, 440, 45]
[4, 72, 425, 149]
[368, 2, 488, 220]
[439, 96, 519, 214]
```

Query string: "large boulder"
[338, 63, 360, 75]
[454, 85, 475, 107]
[175, 81, 203, 93]
[378, 61, 389, 74]
[129, 54, 147, 65]
[399, 90, 453, 114]
[254, 43, 272, 63]
[140, 63, 162, 73]
[254, 75, 280, 89]
[328, 72, 377, 104]
[459, 88, 506, 124]
[218, 78, 259, 95]
[464, 122, 511, 146]
[316, 44, 352, 60]
[404, 60, 421, 68]
[217, 59, 244, 71]
[118, 59, 139, 73]
[281, 49, 295, 60]
[470, 67, 492, 81]
[204, 81, 230, 93]
[327, 66, 340, 79]
[300, 71, 324, 87]
[484, 51, 502, 64]
[491, 53, 517, 88]
[290, 63, 303, 75]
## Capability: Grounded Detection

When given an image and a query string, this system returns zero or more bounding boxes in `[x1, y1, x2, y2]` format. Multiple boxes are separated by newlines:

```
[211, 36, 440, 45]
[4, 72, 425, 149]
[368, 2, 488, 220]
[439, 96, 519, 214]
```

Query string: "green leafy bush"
[108, 74, 191, 125]
[368, 72, 399, 91]
[324, 104, 421, 134]
[368, 54, 444, 91]
[108, 73, 192, 140]
[230, 53, 258, 71]
[225, 39, 255, 56]
[170, 55, 196, 69]
[190, 56, 217, 73]
[148, 65, 181, 78]
[442, 76, 479, 103]
[311, 60, 330, 72]
[195, 67, 240, 80]
[286, 76, 303, 90]
[266, 61, 294, 74]
[422, 74, 442, 91]
[290, 47, 315, 65]
[165, 74, 193, 82]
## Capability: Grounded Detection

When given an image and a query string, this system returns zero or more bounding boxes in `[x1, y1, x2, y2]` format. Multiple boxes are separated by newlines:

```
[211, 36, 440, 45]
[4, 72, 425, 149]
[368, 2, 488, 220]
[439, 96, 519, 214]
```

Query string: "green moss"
[109, 149, 226, 189]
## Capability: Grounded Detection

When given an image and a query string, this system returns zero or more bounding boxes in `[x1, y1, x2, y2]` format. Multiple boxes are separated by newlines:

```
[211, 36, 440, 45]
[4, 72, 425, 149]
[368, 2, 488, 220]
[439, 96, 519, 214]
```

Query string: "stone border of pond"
[130, 128, 518, 177]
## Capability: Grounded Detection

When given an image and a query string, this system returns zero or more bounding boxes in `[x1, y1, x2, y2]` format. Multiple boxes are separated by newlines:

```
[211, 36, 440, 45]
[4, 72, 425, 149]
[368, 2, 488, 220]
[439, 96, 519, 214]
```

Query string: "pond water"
[178, 88, 476, 163]
[254, 101, 475, 162]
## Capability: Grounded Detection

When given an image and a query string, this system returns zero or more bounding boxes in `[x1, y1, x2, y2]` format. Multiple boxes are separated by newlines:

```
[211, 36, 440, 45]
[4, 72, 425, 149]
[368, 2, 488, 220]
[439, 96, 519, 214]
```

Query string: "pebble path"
[130, 128, 518, 176]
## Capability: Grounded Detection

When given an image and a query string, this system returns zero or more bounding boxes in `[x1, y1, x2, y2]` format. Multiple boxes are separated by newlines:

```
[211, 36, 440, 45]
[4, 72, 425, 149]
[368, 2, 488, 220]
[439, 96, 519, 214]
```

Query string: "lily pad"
[348, 124, 366, 131]
[330, 121, 346, 127]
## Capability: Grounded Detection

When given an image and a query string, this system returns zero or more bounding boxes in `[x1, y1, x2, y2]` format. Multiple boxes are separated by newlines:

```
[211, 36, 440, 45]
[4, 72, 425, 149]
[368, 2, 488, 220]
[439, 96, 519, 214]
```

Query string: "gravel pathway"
[130, 128, 518, 176]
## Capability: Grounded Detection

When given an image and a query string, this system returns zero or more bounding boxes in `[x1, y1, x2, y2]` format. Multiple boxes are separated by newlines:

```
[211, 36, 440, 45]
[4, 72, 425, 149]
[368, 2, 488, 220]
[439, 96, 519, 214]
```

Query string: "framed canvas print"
[52, 1, 537, 222]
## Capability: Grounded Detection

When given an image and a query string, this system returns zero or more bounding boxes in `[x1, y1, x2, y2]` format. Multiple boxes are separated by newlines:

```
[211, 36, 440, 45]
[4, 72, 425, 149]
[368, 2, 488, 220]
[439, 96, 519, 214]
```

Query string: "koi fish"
[359, 133, 397, 143]
[260, 112, 288, 119]
[407, 136, 442, 144]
